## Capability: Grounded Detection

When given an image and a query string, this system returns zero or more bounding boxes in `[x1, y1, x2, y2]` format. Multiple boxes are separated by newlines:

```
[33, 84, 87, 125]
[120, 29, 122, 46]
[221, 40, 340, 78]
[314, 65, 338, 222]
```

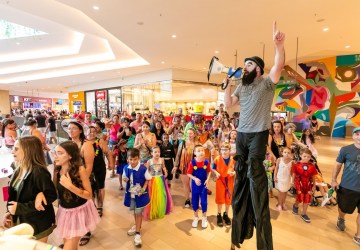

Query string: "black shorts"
[337, 186, 360, 214]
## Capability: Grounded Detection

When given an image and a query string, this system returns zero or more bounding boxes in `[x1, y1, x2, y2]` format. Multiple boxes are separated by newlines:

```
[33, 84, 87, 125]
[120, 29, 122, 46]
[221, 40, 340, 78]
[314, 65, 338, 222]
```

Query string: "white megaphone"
[207, 56, 242, 90]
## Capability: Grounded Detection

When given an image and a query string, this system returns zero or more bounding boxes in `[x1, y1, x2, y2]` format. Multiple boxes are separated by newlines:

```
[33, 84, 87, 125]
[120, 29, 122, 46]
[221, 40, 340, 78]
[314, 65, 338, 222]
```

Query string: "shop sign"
[73, 101, 82, 105]
[71, 94, 79, 98]
[23, 97, 32, 102]
[96, 91, 106, 99]
[38, 99, 49, 103]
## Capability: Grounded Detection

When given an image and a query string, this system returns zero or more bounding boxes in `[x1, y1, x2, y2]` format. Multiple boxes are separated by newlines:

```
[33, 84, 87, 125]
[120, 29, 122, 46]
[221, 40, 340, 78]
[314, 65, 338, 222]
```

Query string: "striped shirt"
[232, 76, 275, 133]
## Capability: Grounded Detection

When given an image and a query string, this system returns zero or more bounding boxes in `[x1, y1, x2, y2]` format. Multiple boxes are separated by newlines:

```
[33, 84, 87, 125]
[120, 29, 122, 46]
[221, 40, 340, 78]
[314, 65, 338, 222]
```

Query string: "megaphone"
[207, 56, 242, 90]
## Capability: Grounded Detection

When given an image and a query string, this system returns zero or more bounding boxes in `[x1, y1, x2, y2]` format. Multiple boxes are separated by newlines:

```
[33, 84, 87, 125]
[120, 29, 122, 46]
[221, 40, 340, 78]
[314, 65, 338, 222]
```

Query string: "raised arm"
[269, 21, 285, 84]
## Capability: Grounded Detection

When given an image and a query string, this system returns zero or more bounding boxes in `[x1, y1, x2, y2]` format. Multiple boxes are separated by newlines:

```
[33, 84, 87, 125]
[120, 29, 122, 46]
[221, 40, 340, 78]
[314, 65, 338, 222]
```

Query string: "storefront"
[68, 92, 85, 113]
[10, 95, 52, 110]
[122, 80, 220, 116]
[85, 87, 122, 119]
[52, 98, 69, 111]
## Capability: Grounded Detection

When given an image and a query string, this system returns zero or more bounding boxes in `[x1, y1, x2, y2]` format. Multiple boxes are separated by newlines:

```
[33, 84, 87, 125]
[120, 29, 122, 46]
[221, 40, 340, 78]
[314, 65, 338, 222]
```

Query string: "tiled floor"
[48, 136, 359, 249]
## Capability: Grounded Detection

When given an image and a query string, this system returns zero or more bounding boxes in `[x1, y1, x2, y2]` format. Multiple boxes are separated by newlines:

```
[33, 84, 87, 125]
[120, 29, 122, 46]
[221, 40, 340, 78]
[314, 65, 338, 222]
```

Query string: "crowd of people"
[1, 103, 359, 249]
[1, 22, 358, 248]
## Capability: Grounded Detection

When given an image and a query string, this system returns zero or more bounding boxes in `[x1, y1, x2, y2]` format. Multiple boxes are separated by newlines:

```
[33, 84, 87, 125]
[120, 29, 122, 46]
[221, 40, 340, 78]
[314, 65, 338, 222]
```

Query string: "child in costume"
[160, 133, 176, 188]
[187, 145, 211, 228]
[212, 142, 235, 227]
[144, 146, 173, 220]
[292, 148, 318, 223]
[274, 146, 293, 211]
[123, 148, 151, 247]
[263, 152, 275, 198]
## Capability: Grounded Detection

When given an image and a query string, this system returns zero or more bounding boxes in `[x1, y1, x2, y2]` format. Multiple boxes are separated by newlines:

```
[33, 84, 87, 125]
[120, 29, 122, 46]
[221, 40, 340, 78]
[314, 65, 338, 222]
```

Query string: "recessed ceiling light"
[93, 5, 99, 10]
[323, 27, 329, 32]
[161, 61, 165, 64]
[203, 67, 206, 70]
[215, 50, 219, 54]
[171, 34, 176, 38]
[345, 45, 351, 49]
[15, 42, 20, 45]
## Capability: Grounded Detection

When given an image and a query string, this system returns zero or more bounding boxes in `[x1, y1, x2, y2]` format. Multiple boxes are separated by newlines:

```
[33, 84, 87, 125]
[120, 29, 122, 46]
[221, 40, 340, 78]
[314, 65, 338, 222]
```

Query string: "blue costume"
[187, 159, 210, 212]
[123, 164, 150, 209]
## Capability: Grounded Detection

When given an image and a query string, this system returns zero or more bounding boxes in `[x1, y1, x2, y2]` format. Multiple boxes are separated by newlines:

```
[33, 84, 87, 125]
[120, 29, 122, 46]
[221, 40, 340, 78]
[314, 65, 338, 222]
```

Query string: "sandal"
[97, 207, 103, 217]
[79, 232, 91, 246]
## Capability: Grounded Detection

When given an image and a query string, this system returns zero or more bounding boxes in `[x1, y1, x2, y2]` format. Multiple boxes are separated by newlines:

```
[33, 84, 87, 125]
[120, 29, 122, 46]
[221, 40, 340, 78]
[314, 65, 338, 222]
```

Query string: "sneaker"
[185, 199, 191, 208]
[292, 205, 299, 215]
[217, 213, 223, 227]
[192, 217, 199, 228]
[353, 235, 360, 246]
[134, 234, 142, 247]
[223, 212, 231, 225]
[337, 218, 345, 231]
[202, 216, 208, 228]
[127, 225, 136, 236]
[300, 214, 311, 223]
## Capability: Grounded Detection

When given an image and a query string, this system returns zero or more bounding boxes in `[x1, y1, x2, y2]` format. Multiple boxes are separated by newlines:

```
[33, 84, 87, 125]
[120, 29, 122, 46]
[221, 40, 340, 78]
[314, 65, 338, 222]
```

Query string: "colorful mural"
[275, 54, 360, 137]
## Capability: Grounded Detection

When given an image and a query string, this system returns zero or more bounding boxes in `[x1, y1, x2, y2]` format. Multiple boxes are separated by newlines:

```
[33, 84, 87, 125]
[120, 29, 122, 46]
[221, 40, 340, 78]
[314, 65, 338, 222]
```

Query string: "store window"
[95, 90, 108, 118]
[108, 88, 122, 116]
[86, 91, 95, 114]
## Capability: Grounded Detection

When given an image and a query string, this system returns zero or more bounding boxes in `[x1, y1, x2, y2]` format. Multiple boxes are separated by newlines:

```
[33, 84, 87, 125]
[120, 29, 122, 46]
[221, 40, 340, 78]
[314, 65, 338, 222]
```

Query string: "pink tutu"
[55, 200, 100, 239]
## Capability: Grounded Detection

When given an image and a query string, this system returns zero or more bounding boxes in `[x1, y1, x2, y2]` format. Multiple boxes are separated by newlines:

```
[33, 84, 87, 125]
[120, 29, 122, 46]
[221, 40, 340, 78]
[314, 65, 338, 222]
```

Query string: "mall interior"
[0, 0, 360, 249]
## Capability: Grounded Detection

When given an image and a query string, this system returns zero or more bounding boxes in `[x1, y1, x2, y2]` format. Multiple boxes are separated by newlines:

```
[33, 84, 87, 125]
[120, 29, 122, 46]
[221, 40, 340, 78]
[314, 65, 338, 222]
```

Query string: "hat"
[244, 56, 265, 75]
[192, 105, 204, 115]
[119, 139, 128, 145]
[353, 127, 360, 134]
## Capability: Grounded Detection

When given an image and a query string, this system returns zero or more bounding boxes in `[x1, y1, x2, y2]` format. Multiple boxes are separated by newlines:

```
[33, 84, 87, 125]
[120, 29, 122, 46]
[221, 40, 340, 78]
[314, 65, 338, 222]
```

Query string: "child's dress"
[144, 159, 173, 220]
[275, 157, 292, 192]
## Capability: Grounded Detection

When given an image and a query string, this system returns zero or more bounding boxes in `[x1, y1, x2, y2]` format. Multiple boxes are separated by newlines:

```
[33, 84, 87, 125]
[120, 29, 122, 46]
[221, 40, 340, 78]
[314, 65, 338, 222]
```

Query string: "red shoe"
[207, 189, 212, 195]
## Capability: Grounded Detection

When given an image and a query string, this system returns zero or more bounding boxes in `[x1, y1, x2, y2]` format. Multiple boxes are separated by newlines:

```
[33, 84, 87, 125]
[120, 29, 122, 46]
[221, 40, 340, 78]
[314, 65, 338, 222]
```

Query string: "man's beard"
[242, 68, 257, 85]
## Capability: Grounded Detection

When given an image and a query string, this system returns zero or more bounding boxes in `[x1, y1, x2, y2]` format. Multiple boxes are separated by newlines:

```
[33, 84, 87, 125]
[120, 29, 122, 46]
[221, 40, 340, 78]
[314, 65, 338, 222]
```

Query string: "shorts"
[337, 186, 360, 214]
[130, 198, 145, 215]
[48, 131, 56, 137]
[108, 140, 118, 149]
[117, 163, 127, 175]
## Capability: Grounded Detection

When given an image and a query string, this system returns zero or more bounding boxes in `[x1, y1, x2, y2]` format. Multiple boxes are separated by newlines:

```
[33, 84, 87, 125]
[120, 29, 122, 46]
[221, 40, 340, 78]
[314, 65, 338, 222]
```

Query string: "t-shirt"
[48, 116, 56, 132]
[35, 114, 46, 128]
[232, 76, 275, 133]
[186, 160, 211, 175]
[336, 144, 360, 192]
[130, 120, 142, 132]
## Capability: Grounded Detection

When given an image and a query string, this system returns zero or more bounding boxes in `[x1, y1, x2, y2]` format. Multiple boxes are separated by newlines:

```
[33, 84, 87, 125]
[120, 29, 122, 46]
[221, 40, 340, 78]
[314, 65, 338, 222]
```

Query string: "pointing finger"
[273, 21, 277, 33]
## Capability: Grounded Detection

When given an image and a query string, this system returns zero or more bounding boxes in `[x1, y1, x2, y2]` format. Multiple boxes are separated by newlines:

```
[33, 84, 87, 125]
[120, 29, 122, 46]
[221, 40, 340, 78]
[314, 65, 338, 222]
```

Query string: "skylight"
[0, 19, 47, 40]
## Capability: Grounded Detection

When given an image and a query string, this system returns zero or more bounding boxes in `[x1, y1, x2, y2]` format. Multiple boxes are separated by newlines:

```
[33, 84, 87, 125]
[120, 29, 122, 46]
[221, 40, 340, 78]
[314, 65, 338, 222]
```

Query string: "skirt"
[56, 200, 100, 239]
[143, 176, 173, 220]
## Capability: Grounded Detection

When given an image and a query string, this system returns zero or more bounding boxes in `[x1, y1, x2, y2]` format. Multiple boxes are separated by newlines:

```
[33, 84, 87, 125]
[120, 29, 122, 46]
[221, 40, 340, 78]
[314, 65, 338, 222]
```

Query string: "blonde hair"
[220, 142, 231, 149]
[13, 136, 46, 184]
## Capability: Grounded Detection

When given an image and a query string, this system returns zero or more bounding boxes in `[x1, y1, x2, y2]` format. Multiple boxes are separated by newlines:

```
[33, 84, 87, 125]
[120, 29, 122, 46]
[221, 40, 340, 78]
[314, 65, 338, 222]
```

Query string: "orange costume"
[213, 156, 235, 205]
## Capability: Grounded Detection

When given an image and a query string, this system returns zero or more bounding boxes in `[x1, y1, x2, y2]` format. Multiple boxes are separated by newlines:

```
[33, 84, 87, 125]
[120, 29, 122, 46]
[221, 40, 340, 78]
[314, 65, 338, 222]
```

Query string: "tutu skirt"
[143, 176, 173, 220]
[56, 200, 100, 239]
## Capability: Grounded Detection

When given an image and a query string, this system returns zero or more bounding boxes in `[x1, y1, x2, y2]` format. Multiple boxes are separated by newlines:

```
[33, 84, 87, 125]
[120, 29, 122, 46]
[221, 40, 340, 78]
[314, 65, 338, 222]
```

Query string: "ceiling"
[1, 0, 359, 96]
